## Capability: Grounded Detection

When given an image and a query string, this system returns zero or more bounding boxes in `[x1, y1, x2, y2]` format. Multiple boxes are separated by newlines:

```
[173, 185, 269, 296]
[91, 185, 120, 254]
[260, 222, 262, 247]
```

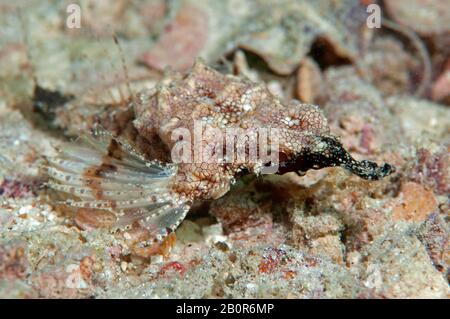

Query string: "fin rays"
[46, 125, 191, 245]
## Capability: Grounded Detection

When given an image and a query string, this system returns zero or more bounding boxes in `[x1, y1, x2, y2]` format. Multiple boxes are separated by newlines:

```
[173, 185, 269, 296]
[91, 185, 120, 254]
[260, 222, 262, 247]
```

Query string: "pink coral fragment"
[139, 5, 208, 72]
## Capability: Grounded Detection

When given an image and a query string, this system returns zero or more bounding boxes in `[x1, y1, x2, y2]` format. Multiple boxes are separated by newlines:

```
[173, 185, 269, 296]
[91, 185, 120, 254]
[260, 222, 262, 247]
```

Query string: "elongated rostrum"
[46, 60, 394, 247]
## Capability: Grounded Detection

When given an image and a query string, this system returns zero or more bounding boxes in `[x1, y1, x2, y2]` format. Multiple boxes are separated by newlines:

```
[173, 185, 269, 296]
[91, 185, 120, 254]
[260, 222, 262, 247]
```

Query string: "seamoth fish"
[45, 60, 395, 249]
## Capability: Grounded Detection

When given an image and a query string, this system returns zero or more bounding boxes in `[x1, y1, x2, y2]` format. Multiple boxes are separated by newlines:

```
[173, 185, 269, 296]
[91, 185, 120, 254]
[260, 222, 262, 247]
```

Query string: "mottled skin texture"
[47, 60, 394, 244]
[132, 60, 393, 202]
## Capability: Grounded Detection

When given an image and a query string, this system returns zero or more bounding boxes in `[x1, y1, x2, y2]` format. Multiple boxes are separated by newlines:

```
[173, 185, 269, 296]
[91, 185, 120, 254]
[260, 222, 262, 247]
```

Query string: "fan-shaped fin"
[115, 201, 191, 245]
[46, 125, 191, 243]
